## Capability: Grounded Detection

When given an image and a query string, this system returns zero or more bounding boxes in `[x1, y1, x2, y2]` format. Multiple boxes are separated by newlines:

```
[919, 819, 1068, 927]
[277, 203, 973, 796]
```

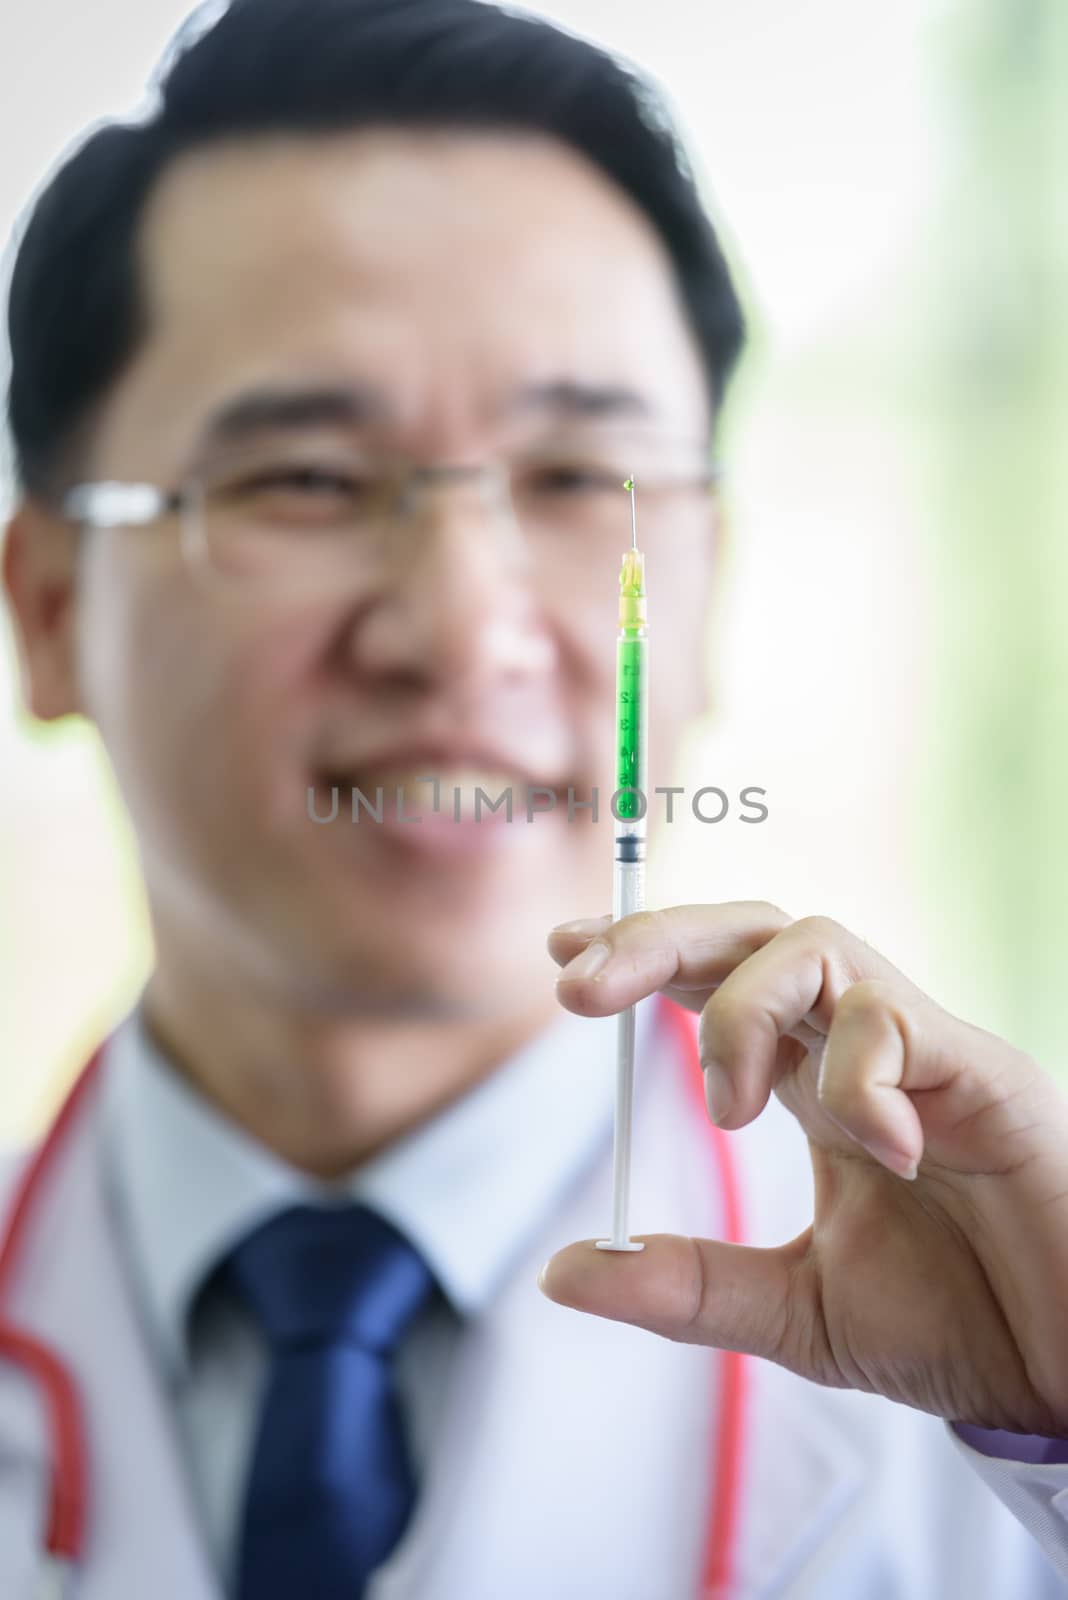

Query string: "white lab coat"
[1, 1023, 1067, 1600]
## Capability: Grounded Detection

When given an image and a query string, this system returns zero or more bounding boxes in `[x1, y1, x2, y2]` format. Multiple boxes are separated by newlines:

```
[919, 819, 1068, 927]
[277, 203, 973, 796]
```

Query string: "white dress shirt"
[98, 996, 655, 1592]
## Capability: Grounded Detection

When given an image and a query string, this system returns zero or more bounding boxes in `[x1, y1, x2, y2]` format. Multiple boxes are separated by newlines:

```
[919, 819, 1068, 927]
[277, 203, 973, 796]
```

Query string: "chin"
[272, 918, 548, 1021]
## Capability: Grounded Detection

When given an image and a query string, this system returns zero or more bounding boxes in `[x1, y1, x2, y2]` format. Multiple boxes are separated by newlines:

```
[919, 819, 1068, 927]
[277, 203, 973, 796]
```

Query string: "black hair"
[5, 0, 745, 499]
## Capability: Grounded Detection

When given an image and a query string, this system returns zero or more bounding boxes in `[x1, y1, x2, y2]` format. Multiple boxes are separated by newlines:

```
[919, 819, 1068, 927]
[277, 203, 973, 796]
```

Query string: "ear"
[2, 499, 86, 722]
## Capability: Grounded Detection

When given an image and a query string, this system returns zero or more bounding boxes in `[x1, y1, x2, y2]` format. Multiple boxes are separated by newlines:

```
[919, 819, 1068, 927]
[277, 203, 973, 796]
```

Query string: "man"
[2, 0, 1068, 1595]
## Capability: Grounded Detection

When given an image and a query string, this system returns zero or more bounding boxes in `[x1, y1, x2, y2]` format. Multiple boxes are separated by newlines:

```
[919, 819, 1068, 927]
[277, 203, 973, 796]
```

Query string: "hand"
[539, 904, 1068, 1435]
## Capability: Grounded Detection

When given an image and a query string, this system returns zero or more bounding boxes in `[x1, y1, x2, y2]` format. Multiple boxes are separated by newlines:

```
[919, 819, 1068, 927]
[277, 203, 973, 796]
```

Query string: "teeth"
[390, 769, 520, 820]
[320, 767, 548, 819]
[420, 767, 518, 795]
[343, 766, 522, 795]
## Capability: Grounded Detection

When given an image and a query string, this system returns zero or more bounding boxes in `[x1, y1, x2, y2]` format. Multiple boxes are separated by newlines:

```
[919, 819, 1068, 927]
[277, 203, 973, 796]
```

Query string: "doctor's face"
[59, 129, 716, 1018]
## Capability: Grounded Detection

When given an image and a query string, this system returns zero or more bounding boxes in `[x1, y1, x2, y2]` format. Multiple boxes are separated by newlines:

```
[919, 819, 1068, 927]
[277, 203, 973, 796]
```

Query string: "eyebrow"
[193, 384, 387, 455]
[502, 379, 654, 423]
[191, 377, 655, 456]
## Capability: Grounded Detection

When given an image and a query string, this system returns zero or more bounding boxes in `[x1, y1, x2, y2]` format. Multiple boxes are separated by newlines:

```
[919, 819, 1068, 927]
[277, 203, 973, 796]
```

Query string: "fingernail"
[557, 940, 612, 983]
[703, 1061, 733, 1124]
[856, 1132, 920, 1184]
[551, 915, 613, 937]
[868, 1138, 919, 1181]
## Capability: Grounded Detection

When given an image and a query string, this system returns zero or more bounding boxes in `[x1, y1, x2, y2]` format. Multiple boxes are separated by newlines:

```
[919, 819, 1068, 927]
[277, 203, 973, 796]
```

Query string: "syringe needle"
[597, 475, 647, 1254]
[624, 473, 637, 549]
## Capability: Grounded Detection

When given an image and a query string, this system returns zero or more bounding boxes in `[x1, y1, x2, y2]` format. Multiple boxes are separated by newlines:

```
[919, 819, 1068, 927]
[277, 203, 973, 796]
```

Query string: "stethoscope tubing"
[0, 1048, 103, 1564]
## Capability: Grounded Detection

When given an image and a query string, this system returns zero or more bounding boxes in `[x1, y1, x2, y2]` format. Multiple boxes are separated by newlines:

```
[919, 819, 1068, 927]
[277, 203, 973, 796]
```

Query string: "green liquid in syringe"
[616, 634, 646, 819]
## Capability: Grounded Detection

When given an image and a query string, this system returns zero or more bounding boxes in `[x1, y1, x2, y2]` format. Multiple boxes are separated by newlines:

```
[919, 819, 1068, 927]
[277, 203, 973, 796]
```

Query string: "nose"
[341, 468, 558, 694]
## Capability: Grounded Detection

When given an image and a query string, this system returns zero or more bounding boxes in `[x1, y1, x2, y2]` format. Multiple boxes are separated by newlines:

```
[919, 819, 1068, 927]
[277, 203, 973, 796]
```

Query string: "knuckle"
[753, 899, 791, 928]
[612, 908, 660, 950]
[790, 913, 841, 946]
[635, 907, 678, 955]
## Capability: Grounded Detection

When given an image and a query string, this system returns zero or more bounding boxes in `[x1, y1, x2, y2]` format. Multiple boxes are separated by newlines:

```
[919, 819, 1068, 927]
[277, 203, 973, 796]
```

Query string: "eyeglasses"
[62, 427, 720, 591]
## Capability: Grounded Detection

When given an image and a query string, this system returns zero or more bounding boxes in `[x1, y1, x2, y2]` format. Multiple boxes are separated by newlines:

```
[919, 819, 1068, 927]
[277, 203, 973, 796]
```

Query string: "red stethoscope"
[0, 996, 749, 1596]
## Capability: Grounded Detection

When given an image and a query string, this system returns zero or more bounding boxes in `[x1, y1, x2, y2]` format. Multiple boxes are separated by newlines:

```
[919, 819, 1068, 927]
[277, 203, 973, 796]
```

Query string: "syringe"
[596, 476, 648, 1253]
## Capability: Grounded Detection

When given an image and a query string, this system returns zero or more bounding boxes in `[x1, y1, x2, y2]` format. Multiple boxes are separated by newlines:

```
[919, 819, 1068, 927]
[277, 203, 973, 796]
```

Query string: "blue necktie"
[224, 1203, 437, 1600]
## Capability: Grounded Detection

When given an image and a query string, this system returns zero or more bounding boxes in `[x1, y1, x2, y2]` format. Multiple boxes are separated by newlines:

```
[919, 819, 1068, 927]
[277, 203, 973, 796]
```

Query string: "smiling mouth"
[312, 765, 569, 824]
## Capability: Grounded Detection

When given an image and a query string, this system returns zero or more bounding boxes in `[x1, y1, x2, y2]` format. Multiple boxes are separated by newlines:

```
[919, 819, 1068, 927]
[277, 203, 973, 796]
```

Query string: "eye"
[217, 464, 377, 525]
[245, 466, 367, 497]
[525, 464, 617, 494]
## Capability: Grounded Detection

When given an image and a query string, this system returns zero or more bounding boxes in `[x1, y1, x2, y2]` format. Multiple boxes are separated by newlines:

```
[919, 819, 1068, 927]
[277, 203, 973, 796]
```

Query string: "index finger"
[550, 901, 792, 1016]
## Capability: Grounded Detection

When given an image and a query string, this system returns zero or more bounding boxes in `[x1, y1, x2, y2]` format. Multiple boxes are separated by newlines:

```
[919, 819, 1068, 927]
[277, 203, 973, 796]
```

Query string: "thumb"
[537, 1232, 804, 1360]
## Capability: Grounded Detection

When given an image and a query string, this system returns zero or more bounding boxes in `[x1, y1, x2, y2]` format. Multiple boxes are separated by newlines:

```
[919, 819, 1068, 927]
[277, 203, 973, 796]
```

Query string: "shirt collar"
[101, 994, 657, 1380]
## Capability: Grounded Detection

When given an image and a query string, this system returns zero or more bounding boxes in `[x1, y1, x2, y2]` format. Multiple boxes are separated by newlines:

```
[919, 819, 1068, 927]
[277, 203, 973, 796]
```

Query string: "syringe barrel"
[614, 619, 647, 921]
[613, 854, 644, 921]
[615, 623, 647, 826]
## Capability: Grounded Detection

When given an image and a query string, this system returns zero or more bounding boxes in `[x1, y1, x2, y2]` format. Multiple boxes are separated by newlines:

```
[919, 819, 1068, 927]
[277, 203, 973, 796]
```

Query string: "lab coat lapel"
[725, 1089, 868, 1597]
[729, 1351, 867, 1595]
[3, 1059, 220, 1600]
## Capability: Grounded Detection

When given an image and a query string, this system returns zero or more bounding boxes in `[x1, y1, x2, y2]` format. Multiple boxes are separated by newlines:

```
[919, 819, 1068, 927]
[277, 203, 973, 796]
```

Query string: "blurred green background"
[1, 0, 1065, 1140]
